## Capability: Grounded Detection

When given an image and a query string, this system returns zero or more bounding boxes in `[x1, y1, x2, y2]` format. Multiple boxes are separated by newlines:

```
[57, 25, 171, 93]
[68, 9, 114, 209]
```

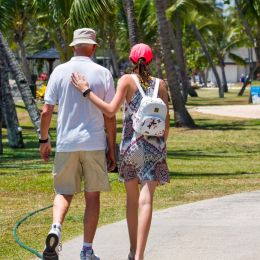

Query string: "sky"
[215, 0, 235, 9]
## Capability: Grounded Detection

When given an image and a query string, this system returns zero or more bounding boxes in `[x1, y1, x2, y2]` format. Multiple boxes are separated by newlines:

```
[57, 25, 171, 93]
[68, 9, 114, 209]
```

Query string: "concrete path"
[58, 191, 260, 260]
[192, 104, 260, 119]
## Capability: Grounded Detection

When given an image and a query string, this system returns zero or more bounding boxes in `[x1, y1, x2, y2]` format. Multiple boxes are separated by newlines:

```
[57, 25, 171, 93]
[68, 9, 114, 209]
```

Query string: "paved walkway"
[192, 104, 260, 119]
[42, 105, 260, 260]
[58, 191, 260, 260]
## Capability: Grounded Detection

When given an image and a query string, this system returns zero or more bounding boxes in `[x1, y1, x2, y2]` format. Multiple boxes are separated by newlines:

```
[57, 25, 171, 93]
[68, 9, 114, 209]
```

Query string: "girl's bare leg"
[135, 181, 157, 260]
[125, 178, 140, 257]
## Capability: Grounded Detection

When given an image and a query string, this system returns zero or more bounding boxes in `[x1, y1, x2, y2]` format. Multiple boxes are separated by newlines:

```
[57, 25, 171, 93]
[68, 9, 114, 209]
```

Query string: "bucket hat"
[69, 28, 98, 46]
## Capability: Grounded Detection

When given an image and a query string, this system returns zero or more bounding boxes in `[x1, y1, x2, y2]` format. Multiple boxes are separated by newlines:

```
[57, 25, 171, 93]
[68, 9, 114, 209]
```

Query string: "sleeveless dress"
[118, 76, 170, 185]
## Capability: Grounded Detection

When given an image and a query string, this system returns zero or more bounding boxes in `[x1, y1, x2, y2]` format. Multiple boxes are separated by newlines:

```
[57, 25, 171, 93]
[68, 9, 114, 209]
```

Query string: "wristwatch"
[39, 138, 49, 143]
[83, 89, 92, 97]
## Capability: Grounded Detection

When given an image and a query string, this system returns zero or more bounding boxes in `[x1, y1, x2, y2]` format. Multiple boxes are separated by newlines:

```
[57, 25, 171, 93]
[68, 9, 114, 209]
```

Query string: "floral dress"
[118, 76, 169, 185]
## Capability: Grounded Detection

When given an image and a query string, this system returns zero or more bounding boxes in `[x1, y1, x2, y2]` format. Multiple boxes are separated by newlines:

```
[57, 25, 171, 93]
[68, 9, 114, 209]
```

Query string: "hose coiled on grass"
[13, 204, 53, 259]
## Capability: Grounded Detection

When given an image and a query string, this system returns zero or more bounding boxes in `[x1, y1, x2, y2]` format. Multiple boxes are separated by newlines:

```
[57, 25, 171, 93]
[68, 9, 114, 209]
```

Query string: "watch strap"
[39, 138, 49, 143]
[83, 89, 92, 97]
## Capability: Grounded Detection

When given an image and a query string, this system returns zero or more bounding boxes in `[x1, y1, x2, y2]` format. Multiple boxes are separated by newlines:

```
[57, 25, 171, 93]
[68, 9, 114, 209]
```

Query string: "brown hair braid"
[132, 58, 151, 86]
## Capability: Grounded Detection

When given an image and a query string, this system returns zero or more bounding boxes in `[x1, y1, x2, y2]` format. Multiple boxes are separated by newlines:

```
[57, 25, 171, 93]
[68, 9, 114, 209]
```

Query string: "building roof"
[27, 48, 60, 60]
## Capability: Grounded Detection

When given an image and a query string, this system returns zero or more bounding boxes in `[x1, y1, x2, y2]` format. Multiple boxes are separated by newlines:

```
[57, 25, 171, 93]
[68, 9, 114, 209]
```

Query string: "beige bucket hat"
[69, 28, 99, 46]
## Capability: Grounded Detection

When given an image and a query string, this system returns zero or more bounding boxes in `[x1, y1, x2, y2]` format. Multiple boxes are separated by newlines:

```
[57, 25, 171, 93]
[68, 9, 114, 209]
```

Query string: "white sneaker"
[80, 250, 100, 260]
[43, 224, 62, 260]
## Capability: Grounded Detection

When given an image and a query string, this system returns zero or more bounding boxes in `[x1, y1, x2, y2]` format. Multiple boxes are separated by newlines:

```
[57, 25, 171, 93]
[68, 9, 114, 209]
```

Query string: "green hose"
[13, 177, 118, 258]
[13, 204, 53, 259]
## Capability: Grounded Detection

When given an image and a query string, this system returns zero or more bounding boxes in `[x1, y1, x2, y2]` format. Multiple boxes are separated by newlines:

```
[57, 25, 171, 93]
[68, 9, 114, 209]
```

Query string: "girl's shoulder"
[119, 73, 133, 81]
[118, 74, 137, 87]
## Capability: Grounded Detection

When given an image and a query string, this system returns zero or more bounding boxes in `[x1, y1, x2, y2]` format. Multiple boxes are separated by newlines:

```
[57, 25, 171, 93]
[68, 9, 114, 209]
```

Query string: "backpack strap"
[152, 78, 160, 98]
[124, 100, 133, 114]
[131, 74, 146, 98]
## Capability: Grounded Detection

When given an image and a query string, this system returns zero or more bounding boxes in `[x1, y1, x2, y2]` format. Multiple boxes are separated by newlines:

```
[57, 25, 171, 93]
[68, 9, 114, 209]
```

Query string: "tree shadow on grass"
[167, 150, 242, 160]
[169, 171, 255, 178]
[187, 99, 249, 107]
[15, 104, 58, 115]
[193, 118, 260, 131]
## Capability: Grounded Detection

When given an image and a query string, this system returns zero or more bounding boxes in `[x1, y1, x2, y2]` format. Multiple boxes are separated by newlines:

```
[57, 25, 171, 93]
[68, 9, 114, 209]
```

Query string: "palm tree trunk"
[173, 12, 197, 99]
[0, 31, 40, 134]
[199, 70, 208, 87]
[1, 59, 24, 148]
[155, 51, 163, 78]
[155, 0, 195, 128]
[122, 0, 138, 47]
[218, 56, 228, 92]
[17, 39, 32, 84]
[108, 40, 120, 78]
[234, 0, 255, 44]
[235, 0, 260, 95]
[191, 23, 223, 98]
[0, 61, 3, 154]
[238, 63, 257, 96]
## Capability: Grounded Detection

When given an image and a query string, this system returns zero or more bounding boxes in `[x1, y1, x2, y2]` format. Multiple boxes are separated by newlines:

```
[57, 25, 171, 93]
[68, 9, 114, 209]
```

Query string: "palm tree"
[122, 0, 139, 46]
[0, 61, 3, 154]
[232, 0, 260, 95]
[155, 0, 195, 128]
[0, 0, 35, 83]
[1, 59, 24, 148]
[0, 31, 41, 134]
[33, 0, 116, 62]
[171, 10, 198, 100]
[213, 20, 248, 93]
[167, 0, 224, 97]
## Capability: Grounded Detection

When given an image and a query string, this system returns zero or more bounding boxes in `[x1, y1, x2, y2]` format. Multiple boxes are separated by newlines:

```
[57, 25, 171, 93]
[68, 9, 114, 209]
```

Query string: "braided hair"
[132, 58, 151, 87]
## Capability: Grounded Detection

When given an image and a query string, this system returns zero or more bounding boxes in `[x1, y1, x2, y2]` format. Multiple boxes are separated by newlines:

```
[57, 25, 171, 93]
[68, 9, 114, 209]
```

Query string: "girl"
[71, 43, 170, 260]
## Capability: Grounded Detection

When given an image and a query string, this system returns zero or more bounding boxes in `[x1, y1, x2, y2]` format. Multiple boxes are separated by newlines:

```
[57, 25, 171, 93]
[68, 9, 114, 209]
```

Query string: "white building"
[207, 47, 256, 83]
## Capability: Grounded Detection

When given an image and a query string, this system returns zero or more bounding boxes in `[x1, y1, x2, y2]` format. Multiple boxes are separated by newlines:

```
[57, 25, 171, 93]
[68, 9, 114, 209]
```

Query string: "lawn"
[0, 87, 260, 260]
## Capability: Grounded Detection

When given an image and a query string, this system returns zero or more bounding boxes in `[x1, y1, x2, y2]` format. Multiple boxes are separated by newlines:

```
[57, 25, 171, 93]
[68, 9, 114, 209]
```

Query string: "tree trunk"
[108, 40, 120, 78]
[17, 39, 32, 84]
[235, 0, 260, 95]
[0, 60, 3, 154]
[199, 70, 208, 87]
[1, 59, 24, 148]
[173, 11, 195, 101]
[234, 0, 255, 44]
[219, 56, 228, 92]
[122, 0, 139, 47]
[238, 63, 257, 96]
[191, 23, 224, 98]
[155, 0, 195, 128]
[154, 40, 163, 78]
[48, 1, 72, 62]
[0, 31, 40, 135]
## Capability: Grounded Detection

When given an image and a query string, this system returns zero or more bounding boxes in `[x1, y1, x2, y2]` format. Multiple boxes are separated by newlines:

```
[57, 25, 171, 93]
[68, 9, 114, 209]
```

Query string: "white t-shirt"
[44, 56, 115, 152]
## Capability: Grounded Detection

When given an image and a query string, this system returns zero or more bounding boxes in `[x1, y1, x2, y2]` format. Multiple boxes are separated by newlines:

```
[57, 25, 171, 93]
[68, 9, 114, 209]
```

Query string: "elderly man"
[40, 28, 116, 260]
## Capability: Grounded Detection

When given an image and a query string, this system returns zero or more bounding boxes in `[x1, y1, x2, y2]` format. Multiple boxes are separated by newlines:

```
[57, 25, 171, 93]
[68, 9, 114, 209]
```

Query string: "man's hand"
[40, 142, 52, 162]
[106, 148, 116, 172]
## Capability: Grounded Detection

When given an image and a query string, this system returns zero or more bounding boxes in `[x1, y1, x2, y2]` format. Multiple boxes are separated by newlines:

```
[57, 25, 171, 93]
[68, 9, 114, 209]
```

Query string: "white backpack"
[130, 74, 167, 137]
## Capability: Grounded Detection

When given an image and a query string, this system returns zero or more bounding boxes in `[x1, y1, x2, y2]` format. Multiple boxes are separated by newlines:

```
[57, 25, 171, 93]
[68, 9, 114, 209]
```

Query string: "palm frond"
[70, 0, 115, 28]
[228, 52, 247, 65]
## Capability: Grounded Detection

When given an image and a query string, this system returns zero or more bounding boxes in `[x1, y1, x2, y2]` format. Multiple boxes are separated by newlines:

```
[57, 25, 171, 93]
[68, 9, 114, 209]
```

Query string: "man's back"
[44, 56, 115, 152]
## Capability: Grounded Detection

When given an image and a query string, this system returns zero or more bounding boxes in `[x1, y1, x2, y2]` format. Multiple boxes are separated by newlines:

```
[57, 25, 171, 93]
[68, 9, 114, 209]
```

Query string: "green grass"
[252, 80, 260, 86]
[1, 88, 260, 259]
[187, 85, 251, 106]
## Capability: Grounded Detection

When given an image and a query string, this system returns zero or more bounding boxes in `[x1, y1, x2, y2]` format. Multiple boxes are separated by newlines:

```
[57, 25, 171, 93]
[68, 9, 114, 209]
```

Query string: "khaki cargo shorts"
[53, 150, 110, 195]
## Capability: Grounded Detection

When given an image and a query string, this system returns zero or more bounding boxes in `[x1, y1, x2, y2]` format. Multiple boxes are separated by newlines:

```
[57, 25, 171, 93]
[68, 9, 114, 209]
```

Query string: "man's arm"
[39, 104, 54, 162]
[104, 115, 117, 172]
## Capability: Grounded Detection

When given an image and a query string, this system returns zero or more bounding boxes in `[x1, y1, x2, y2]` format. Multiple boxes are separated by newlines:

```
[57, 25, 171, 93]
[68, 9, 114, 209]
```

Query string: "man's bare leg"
[83, 191, 100, 243]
